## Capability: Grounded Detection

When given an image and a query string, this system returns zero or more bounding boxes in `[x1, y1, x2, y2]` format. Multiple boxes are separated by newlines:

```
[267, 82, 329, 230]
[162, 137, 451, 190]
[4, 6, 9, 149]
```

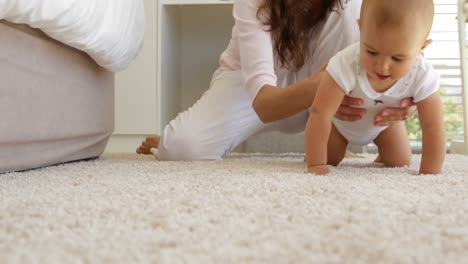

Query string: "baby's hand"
[307, 165, 329, 175]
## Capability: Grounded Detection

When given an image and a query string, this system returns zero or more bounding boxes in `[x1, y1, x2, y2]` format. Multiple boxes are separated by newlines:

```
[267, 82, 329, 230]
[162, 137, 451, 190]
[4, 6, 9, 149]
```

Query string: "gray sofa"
[0, 21, 114, 173]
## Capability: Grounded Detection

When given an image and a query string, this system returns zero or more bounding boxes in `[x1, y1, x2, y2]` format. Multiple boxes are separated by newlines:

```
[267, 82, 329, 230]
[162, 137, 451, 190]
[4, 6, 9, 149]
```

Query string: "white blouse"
[219, 0, 362, 100]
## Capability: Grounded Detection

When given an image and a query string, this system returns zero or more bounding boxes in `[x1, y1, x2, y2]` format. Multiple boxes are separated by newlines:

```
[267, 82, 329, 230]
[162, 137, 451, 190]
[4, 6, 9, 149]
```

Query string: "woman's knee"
[157, 130, 204, 161]
[157, 124, 223, 161]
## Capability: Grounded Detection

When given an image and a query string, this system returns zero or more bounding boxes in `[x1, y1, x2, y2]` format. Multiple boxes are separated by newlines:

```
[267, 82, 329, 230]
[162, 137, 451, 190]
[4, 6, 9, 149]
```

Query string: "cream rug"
[1, 153, 467, 263]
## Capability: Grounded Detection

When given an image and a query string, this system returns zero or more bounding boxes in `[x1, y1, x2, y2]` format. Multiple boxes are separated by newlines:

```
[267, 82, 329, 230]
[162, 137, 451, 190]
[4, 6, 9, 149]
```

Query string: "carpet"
[1, 153, 467, 263]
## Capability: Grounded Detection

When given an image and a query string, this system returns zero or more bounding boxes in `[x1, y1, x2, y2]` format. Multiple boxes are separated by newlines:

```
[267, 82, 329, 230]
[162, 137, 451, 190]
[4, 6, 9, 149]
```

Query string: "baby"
[305, 0, 445, 175]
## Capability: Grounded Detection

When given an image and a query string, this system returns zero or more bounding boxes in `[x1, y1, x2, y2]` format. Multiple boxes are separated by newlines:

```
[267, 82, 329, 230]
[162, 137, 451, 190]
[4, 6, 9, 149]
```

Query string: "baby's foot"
[136, 135, 160, 155]
[344, 150, 364, 158]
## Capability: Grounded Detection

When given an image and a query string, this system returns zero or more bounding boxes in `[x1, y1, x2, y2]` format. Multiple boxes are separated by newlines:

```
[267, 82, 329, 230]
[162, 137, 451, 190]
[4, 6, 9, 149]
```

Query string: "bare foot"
[373, 155, 382, 163]
[344, 150, 364, 158]
[136, 135, 160, 155]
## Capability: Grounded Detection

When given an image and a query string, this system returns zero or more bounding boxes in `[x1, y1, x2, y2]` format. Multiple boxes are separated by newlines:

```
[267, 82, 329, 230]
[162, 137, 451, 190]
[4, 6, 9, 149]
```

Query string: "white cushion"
[0, 0, 145, 72]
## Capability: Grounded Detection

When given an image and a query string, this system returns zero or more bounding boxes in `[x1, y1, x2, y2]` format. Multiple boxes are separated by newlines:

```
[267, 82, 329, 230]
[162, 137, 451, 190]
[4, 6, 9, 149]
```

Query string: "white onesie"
[327, 43, 440, 145]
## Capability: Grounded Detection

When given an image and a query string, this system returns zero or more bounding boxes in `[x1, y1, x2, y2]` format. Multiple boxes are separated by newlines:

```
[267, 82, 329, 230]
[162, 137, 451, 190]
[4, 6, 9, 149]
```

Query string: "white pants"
[158, 69, 308, 160]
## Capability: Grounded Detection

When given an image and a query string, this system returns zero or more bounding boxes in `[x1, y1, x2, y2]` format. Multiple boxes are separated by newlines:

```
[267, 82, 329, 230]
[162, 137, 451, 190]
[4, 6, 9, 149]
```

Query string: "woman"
[137, 0, 415, 160]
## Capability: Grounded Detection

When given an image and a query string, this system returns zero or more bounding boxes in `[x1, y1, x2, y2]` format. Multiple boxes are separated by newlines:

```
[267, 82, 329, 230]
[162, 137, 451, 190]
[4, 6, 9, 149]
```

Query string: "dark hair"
[257, 0, 341, 70]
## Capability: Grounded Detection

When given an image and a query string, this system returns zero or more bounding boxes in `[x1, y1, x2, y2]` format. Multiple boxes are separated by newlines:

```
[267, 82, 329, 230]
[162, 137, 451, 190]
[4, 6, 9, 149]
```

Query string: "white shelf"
[161, 0, 233, 5]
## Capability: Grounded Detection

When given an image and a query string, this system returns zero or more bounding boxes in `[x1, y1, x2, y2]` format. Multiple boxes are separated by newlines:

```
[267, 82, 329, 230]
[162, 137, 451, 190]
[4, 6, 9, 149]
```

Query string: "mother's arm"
[252, 70, 321, 123]
[252, 62, 366, 123]
[252, 67, 415, 124]
[248, 50, 416, 125]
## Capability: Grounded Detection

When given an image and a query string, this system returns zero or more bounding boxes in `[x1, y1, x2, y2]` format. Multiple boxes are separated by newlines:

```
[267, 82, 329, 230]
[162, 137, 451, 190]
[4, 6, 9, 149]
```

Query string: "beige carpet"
[1, 153, 467, 263]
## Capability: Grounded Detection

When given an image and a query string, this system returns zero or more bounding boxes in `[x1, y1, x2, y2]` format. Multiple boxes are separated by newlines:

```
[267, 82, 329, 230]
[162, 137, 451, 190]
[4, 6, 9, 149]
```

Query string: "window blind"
[420, 0, 464, 142]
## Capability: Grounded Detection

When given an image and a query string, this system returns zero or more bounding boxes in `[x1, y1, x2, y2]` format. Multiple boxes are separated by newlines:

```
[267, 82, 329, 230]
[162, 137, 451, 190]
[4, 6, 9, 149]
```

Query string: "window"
[364, 0, 463, 153]
[406, 0, 464, 146]
[453, 0, 468, 154]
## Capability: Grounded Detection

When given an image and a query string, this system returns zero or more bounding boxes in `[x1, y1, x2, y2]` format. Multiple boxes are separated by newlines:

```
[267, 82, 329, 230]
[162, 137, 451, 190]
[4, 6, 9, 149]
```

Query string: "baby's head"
[358, 0, 434, 85]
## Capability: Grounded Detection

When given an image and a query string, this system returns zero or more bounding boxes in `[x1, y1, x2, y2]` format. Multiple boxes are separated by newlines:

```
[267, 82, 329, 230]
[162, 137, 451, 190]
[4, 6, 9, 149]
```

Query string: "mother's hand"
[334, 95, 366, 121]
[374, 98, 417, 126]
[335, 96, 417, 126]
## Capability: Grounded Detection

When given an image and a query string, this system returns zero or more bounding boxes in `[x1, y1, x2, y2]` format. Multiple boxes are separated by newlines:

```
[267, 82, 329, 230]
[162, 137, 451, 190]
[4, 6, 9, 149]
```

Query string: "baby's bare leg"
[373, 122, 411, 167]
[327, 124, 349, 166]
[136, 135, 160, 155]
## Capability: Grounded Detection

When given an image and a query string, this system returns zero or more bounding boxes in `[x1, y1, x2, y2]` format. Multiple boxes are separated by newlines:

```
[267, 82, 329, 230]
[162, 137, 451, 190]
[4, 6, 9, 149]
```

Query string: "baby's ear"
[357, 19, 361, 30]
[421, 39, 433, 52]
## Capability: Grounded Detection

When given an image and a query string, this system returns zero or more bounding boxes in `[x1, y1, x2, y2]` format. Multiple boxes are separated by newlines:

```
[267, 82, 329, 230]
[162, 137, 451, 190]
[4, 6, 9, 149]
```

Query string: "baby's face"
[359, 20, 427, 87]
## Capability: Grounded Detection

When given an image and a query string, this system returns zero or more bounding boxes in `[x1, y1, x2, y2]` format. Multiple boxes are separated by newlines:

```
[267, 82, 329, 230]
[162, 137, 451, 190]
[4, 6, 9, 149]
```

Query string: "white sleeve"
[233, 0, 277, 99]
[326, 44, 358, 94]
[413, 60, 441, 103]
